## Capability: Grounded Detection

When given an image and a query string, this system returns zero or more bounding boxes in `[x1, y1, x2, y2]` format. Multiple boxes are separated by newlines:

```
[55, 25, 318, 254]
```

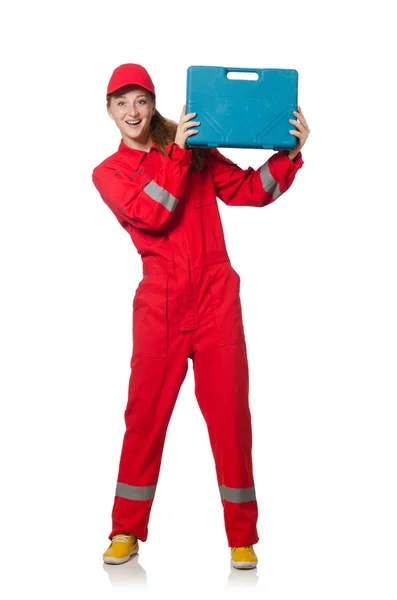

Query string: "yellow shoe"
[231, 545, 258, 569]
[103, 533, 139, 564]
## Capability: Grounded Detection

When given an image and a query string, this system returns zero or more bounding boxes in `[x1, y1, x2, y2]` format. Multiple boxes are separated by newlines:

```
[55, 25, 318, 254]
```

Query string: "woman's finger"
[296, 108, 309, 130]
[181, 112, 197, 123]
[293, 114, 310, 134]
[184, 121, 200, 129]
[289, 118, 304, 132]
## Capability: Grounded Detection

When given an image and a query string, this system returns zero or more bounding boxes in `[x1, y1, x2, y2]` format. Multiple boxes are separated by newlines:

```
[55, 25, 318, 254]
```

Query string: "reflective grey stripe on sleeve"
[219, 484, 256, 503]
[260, 162, 281, 200]
[115, 482, 157, 501]
[144, 181, 179, 211]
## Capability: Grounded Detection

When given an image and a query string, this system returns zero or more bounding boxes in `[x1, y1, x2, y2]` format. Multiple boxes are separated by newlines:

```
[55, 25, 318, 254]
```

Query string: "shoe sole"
[231, 559, 257, 569]
[103, 547, 139, 565]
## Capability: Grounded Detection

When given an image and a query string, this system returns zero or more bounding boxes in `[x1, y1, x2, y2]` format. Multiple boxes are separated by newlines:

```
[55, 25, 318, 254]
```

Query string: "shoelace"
[231, 545, 253, 551]
[112, 534, 132, 544]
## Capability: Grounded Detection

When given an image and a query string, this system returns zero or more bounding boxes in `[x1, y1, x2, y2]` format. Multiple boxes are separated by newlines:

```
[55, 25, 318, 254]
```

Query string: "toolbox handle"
[225, 67, 261, 81]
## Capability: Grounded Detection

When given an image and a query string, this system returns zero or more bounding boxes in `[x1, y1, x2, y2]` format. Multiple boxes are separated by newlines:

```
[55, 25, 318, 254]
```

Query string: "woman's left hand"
[287, 106, 310, 161]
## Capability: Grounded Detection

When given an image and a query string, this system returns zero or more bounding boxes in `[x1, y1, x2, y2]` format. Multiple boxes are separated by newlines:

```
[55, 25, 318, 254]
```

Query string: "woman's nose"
[128, 105, 140, 117]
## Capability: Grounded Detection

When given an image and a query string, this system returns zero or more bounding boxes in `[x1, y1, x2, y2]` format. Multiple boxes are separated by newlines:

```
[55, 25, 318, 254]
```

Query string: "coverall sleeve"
[207, 148, 304, 207]
[92, 142, 192, 231]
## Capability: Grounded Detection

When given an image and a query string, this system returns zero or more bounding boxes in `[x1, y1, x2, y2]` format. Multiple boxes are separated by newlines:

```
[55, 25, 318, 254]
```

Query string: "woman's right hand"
[174, 105, 200, 149]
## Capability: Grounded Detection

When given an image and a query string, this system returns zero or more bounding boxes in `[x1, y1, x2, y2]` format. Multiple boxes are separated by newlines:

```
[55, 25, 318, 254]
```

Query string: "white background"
[1, 0, 396, 598]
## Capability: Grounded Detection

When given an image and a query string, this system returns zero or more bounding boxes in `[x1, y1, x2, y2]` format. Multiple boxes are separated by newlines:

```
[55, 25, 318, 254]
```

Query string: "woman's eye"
[118, 100, 145, 106]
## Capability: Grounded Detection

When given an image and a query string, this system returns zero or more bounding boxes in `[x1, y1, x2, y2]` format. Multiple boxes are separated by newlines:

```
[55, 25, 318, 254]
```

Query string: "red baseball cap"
[106, 63, 156, 98]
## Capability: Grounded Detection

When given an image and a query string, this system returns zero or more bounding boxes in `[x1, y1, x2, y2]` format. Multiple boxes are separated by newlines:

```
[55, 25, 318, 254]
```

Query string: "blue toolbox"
[186, 65, 299, 150]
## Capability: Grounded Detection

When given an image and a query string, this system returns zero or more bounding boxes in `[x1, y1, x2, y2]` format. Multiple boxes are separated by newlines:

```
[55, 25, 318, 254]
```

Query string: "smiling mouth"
[126, 120, 142, 127]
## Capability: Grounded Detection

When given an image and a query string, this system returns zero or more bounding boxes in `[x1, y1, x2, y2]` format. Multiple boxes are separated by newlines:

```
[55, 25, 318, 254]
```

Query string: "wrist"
[287, 150, 299, 162]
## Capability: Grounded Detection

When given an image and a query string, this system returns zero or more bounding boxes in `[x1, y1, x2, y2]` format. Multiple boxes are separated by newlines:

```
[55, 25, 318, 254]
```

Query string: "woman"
[92, 63, 309, 569]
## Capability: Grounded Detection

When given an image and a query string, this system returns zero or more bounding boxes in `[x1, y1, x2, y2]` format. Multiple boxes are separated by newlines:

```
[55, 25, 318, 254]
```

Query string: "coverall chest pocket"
[132, 273, 169, 358]
[208, 262, 245, 346]
[120, 166, 151, 188]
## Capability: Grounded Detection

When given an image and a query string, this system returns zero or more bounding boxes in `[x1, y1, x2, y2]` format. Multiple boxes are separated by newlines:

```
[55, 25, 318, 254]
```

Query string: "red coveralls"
[92, 140, 303, 547]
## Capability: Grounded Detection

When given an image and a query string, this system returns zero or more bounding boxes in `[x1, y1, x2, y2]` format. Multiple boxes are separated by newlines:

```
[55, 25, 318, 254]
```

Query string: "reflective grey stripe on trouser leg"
[116, 482, 157, 501]
[260, 162, 281, 200]
[219, 485, 257, 503]
[144, 181, 179, 211]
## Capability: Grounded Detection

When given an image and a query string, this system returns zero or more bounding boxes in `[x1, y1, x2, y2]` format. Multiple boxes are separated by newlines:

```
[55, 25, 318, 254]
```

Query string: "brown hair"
[106, 92, 209, 171]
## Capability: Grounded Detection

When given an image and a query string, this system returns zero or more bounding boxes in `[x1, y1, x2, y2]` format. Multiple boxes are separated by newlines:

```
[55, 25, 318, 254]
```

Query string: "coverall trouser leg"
[108, 262, 259, 547]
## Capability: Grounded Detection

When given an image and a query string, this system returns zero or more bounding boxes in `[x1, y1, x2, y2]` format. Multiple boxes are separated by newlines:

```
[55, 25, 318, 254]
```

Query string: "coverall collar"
[118, 138, 160, 170]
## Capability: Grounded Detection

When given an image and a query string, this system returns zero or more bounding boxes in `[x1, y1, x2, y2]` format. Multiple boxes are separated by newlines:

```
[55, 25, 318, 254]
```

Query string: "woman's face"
[107, 86, 156, 149]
